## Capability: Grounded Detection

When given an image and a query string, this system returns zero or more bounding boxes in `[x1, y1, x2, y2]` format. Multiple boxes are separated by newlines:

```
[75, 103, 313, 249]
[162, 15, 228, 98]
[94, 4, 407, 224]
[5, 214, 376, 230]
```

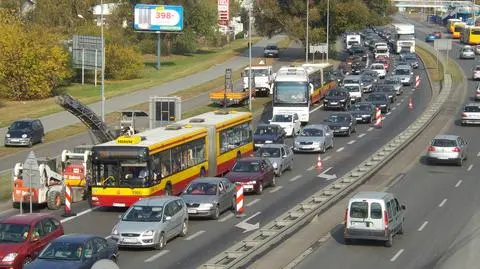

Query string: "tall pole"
[100, 0, 105, 122]
[306, 0, 309, 63]
[326, 0, 330, 62]
[248, 7, 252, 111]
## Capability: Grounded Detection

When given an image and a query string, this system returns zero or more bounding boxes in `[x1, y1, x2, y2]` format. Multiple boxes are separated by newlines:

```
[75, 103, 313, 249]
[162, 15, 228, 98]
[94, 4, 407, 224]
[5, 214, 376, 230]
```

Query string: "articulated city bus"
[461, 26, 480, 45]
[448, 18, 462, 33]
[90, 111, 253, 207]
[272, 63, 335, 123]
[452, 22, 466, 39]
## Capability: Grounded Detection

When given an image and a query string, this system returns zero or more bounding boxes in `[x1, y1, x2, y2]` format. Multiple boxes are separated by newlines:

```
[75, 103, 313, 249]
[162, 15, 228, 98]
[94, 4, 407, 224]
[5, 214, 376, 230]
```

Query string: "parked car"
[383, 76, 403, 95]
[324, 112, 357, 136]
[181, 177, 236, 219]
[254, 144, 294, 176]
[344, 191, 406, 247]
[225, 157, 276, 194]
[264, 44, 279, 57]
[374, 84, 396, 103]
[365, 93, 390, 113]
[426, 134, 468, 166]
[268, 113, 301, 137]
[460, 45, 475, 59]
[253, 124, 286, 149]
[25, 234, 119, 269]
[111, 196, 188, 249]
[4, 119, 44, 147]
[0, 213, 64, 269]
[461, 103, 480, 125]
[472, 65, 480, 80]
[293, 124, 334, 153]
[349, 102, 376, 123]
[323, 88, 351, 110]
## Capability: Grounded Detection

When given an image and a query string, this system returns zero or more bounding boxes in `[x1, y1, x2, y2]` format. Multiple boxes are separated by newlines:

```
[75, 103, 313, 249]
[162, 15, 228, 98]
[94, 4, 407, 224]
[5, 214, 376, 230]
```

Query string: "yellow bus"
[448, 18, 462, 33]
[461, 26, 480, 45]
[452, 22, 466, 39]
[90, 111, 253, 207]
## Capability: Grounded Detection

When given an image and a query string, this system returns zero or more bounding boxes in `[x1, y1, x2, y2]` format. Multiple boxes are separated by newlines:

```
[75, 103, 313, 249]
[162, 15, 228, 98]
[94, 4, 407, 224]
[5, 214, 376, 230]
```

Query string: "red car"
[433, 31, 442, 38]
[375, 58, 390, 70]
[225, 157, 276, 194]
[0, 213, 64, 269]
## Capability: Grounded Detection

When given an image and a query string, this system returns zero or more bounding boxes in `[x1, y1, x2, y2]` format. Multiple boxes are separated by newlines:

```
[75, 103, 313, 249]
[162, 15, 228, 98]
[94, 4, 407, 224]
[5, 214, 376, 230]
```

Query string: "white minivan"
[344, 191, 406, 247]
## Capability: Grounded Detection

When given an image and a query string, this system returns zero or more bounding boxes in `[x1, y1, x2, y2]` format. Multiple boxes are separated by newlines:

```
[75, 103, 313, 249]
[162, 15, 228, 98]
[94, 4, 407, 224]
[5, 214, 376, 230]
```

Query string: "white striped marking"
[105, 235, 112, 239]
[61, 207, 98, 224]
[347, 140, 356, 145]
[367, 127, 374, 132]
[323, 156, 331, 161]
[219, 213, 234, 222]
[392, 107, 397, 111]
[358, 133, 366, 138]
[438, 198, 447, 208]
[386, 111, 392, 115]
[185, 230, 205, 241]
[467, 164, 473, 171]
[270, 186, 283, 193]
[246, 198, 261, 207]
[307, 166, 315, 171]
[309, 104, 324, 113]
[289, 175, 302, 182]
[145, 250, 170, 262]
[455, 180, 462, 188]
[418, 221, 428, 232]
[336, 147, 344, 152]
[477, 151, 480, 157]
[390, 249, 404, 262]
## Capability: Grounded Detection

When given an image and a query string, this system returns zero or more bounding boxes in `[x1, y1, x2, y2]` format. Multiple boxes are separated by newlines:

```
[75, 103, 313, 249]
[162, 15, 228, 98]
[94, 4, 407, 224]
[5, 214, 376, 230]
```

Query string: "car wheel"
[320, 143, 326, 153]
[344, 238, 352, 245]
[212, 206, 220, 220]
[231, 196, 236, 211]
[288, 160, 293, 170]
[270, 176, 276, 187]
[27, 139, 33, 148]
[179, 220, 188, 236]
[385, 233, 393, 247]
[256, 182, 263, 194]
[398, 220, 404, 235]
[155, 233, 166, 250]
[277, 166, 282, 177]
[457, 158, 463, 167]
[330, 139, 335, 149]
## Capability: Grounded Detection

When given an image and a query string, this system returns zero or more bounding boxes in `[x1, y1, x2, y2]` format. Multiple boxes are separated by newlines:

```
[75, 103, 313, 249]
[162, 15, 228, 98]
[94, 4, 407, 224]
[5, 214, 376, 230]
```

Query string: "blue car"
[253, 124, 286, 149]
[425, 33, 437, 42]
[26, 234, 119, 269]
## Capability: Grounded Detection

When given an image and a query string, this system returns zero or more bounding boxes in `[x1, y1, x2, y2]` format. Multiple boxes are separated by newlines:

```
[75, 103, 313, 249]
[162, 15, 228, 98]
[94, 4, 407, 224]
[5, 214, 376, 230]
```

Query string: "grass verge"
[416, 45, 444, 82]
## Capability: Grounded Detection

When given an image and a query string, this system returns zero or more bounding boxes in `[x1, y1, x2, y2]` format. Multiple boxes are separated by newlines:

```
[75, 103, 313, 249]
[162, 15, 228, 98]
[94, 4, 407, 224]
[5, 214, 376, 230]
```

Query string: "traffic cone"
[408, 97, 413, 109]
[374, 107, 382, 128]
[315, 154, 323, 170]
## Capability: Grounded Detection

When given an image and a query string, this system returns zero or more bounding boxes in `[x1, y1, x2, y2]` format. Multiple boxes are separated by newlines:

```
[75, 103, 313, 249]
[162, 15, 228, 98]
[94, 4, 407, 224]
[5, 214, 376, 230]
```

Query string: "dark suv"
[5, 119, 45, 147]
[323, 88, 351, 110]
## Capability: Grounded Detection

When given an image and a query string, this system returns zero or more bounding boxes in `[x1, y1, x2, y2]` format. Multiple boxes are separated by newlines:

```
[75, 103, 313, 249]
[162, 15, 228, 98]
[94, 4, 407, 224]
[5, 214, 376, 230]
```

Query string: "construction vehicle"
[119, 110, 149, 135]
[241, 63, 275, 96]
[61, 145, 92, 189]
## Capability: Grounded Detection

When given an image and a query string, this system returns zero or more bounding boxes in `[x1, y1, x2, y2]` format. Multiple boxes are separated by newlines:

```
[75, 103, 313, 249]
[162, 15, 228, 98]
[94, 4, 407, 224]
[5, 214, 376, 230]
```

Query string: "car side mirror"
[401, 205, 406, 210]
[164, 216, 172, 222]
[268, 119, 271, 123]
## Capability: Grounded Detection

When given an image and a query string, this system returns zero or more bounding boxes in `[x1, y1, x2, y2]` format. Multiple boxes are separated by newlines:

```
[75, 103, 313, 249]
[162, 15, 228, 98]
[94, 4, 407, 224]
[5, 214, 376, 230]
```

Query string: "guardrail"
[199, 44, 452, 269]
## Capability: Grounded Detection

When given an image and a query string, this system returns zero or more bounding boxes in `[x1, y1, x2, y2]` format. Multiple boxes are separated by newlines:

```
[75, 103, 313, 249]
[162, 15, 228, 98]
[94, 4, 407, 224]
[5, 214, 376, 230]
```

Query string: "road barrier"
[408, 97, 414, 109]
[315, 155, 323, 170]
[235, 184, 245, 217]
[199, 44, 453, 269]
[374, 107, 382, 128]
[415, 75, 420, 88]
[62, 185, 76, 217]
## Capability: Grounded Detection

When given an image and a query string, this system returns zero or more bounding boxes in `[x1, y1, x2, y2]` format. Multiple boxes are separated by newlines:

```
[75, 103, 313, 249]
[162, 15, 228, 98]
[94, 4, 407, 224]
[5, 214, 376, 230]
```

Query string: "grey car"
[293, 124, 334, 153]
[254, 144, 294, 176]
[349, 102, 376, 123]
[111, 196, 188, 250]
[392, 66, 413, 86]
[426, 134, 468, 166]
[324, 112, 357, 136]
[181, 177, 236, 219]
[383, 76, 403, 95]
[374, 84, 396, 103]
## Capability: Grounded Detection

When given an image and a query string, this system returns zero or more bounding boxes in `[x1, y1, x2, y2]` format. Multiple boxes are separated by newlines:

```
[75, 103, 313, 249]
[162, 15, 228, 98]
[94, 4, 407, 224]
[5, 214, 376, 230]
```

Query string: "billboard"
[134, 4, 184, 31]
[218, 0, 229, 25]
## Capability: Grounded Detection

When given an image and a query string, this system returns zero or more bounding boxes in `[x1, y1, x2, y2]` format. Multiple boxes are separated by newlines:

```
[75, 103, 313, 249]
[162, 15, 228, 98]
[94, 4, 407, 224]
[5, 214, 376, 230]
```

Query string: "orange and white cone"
[315, 154, 323, 170]
[408, 97, 413, 109]
[374, 107, 382, 128]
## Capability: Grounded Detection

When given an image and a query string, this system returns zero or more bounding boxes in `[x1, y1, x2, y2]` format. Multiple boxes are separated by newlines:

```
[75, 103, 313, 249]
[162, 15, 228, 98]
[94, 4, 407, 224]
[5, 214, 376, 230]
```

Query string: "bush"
[172, 30, 198, 54]
[105, 44, 143, 80]
[138, 38, 156, 54]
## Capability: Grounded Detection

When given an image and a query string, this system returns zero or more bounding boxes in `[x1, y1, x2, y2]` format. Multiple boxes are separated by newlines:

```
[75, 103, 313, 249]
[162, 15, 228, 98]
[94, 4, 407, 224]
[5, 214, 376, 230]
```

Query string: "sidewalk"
[0, 35, 285, 138]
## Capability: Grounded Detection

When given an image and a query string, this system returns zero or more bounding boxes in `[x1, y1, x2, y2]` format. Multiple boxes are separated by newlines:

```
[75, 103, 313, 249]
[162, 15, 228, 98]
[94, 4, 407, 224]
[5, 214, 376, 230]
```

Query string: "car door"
[387, 199, 399, 233]
[218, 182, 230, 211]
[40, 218, 60, 247]
[262, 159, 274, 183]
[93, 237, 110, 260]
[458, 137, 468, 158]
[222, 179, 235, 209]
[83, 239, 97, 268]
[394, 198, 405, 228]
[171, 200, 183, 236]
[324, 126, 333, 146]
[163, 202, 176, 240]
[283, 146, 293, 168]
[29, 221, 47, 259]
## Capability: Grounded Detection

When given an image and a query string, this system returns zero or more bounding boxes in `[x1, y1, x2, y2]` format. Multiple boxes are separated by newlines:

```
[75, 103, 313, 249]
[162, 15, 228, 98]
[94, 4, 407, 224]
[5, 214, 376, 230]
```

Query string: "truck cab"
[242, 65, 274, 96]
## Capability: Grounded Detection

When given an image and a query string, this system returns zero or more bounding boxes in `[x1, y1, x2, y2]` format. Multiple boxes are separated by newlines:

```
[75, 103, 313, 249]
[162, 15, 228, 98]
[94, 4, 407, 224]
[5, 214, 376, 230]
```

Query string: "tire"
[330, 139, 335, 149]
[27, 139, 33, 148]
[385, 233, 393, 247]
[398, 220, 404, 235]
[344, 238, 352, 245]
[211, 206, 220, 220]
[230, 196, 236, 211]
[164, 184, 173, 196]
[256, 182, 263, 195]
[288, 160, 293, 170]
[320, 143, 326, 153]
[179, 220, 188, 236]
[155, 233, 166, 250]
[47, 190, 61, 210]
[277, 166, 282, 177]
[457, 158, 463, 167]
[270, 176, 276, 187]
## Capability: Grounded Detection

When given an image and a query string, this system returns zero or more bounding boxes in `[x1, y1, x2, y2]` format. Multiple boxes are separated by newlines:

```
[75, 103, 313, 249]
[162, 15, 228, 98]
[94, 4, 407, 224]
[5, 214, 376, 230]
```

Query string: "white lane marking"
[467, 164, 473, 171]
[418, 221, 428, 232]
[61, 207, 98, 224]
[401, 99, 405, 102]
[392, 107, 397, 111]
[358, 133, 366, 138]
[145, 250, 170, 262]
[367, 127, 374, 132]
[396, 104, 400, 107]
[455, 180, 463, 188]
[386, 111, 392, 115]
[185, 230, 205, 241]
[309, 104, 324, 113]
[438, 198, 448, 208]
[219, 213, 234, 222]
[270, 186, 284, 193]
[307, 166, 315, 171]
[390, 249, 404, 262]
[347, 140, 356, 145]
[336, 147, 344, 152]
[246, 198, 261, 207]
[323, 156, 332, 161]
[289, 175, 302, 182]
[105, 235, 112, 239]
[477, 151, 480, 157]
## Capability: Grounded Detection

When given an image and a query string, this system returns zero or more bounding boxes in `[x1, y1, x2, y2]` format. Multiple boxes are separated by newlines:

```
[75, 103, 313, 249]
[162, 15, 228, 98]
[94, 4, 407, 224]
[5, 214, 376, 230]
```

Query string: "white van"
[342, 75, 362, 102]
[346, 34, 361, 49]
[344, 191, 406, 247]
[374, 46, 390, 59]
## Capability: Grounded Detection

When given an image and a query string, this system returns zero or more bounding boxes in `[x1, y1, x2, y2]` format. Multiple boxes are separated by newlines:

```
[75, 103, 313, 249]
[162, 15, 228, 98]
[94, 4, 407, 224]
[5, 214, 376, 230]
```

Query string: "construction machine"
[61, 145, 92, 189]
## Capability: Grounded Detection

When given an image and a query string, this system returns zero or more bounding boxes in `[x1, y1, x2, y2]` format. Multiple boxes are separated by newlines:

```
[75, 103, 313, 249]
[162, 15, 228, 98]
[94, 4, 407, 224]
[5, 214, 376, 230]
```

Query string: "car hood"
[350, 110, 372, 116]
[324, 95, 346, 101]
[253, 134, 279, 141]
[115, 220, 160, 233]
[295, 136, 325, 143]
[392, 74, 410, 79]
[369, 100, 388, 105]
[326, 122, 349, 128]
[7, 129, 33, 137]
[26, 259, 82, 269]
[181, 194, 218, 204]
[0, 243, 22, 258]
[270, 121, 291, 128]
[226, 172, 263, 182]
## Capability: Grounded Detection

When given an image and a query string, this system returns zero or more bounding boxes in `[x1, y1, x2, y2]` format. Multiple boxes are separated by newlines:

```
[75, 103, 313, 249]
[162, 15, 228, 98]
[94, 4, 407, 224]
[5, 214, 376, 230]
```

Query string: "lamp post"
[248, 7, 252, 112]
[326, 0, 330, 62]
[100, 0, 105, 122]
[306, 0, 309, 63]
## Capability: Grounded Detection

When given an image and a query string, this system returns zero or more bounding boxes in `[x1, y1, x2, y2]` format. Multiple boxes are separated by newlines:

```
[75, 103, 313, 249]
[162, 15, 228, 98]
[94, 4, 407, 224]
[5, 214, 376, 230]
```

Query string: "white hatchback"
[370, 63, 387, 79]
[269, 113, 301, 137]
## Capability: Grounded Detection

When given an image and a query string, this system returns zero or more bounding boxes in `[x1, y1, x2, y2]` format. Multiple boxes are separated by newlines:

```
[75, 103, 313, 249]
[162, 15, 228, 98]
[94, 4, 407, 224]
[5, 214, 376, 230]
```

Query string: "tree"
[0, 10, 71, 100]
[104, 43, 143, 80]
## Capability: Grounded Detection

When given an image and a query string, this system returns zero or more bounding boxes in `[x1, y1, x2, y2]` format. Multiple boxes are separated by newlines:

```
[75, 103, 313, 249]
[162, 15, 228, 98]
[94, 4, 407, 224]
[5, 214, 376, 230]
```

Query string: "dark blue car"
[25, 234, 119, 269]
[253, 124, 286, 149]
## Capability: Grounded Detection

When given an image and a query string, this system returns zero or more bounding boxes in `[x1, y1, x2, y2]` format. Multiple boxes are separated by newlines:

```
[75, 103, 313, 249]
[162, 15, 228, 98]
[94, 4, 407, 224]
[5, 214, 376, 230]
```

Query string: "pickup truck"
[242, 65, 275, 96]
[264, 44, 279, 57]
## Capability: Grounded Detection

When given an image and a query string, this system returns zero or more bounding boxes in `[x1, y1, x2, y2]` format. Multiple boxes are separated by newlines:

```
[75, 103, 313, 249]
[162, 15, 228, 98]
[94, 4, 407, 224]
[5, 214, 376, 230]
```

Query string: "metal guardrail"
[199, 44, 452, 269]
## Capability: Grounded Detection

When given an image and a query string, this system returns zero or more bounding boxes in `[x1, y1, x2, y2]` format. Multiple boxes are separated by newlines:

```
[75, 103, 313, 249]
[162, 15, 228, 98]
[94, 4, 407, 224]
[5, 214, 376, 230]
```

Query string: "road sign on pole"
[433, 39, 452, 51]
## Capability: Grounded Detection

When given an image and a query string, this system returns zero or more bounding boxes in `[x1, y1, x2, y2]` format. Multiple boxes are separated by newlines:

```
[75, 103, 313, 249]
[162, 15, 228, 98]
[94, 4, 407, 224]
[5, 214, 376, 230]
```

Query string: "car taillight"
[462, 113, 468, 118]
[428, 146, 435, 152]
[344, 208, 348, 225]
[476, 89, 480, 94]
[384, 210, 389, 227]
[452, 147, 461, 152]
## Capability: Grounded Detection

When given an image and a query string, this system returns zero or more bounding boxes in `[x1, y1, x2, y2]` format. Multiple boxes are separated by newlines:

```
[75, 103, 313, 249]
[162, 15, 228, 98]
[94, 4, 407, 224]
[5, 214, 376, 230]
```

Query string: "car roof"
[303, 124, 328, 129]
[2, 213, 55, 225]
[329, 112, 352, 116]
[238, 156, 265, 162]
[272, 112, 297, 116]
[258, 144, 285, 149]
[190, 177, 226, 184]
[134, 196, 180, 206]
[351, 191, 393, 201]
[53, 234, 98, 244]
[433, 134, 460, 140]
[353, 102, 373, 106]
[344, 75, 361, 79]
[465, 103, 480, 107]
[257, 123, 281, 128]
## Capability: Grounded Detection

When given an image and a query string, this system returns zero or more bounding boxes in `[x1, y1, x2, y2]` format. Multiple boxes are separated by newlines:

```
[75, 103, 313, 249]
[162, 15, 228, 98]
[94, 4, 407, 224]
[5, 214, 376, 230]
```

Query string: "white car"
[460, 45, 475, 59]
[269, 113, 301, 137]
[370, 63, 387, 79]
[472, 65, 480, 80]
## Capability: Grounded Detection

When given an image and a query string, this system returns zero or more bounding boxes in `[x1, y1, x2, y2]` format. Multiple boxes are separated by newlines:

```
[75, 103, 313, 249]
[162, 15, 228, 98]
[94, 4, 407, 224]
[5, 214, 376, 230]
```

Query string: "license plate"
[330, 102, 338, 105]
[122, 238, 137, 243]
[356, 117, 362, 121]
[301, 146, 313, 149]
[10, 138, 20, 142]
[243, 184, 254, 189]
[188, 209, 197, 214]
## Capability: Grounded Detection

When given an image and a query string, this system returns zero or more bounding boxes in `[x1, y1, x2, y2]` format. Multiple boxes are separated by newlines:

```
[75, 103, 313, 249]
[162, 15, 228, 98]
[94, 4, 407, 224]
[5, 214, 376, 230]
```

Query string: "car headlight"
[380, 104, 387, 107]
[340, 126, 349, 130]
[112, 229, 118, 235]
[143, 230, 155, 236]
[339, 99, 346, 102]
[5, 133, 10, 138]
[245, 180, 257, 185]
[22, 134, 28, 138]
[272, 162, 278, 169]
[2, 253, 17, 263]
[198, 203, 214, 210]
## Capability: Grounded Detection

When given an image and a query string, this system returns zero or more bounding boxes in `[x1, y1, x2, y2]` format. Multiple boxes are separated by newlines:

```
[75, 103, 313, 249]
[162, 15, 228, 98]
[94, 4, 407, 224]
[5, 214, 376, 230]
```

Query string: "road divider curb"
[198, 47, 452, 269]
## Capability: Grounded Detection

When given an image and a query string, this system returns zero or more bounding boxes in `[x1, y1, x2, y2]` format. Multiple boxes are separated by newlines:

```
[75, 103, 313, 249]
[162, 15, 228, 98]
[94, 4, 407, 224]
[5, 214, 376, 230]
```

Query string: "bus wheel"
[200, 168, 206, 177]
[165, 184, 173, 196]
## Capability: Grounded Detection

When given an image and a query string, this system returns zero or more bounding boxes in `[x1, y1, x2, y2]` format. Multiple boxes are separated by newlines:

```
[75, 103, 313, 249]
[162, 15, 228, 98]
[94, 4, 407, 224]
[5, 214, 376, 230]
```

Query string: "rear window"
[370, 202, 382, 219]
[432, 139, 456, 147]
[350, 201, 368, 218]
[464, 106, 480, 112]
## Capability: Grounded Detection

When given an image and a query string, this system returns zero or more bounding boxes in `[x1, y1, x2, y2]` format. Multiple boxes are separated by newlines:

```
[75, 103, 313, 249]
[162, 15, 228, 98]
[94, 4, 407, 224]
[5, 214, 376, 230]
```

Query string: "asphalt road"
[293, 14, 480, 269]
[0, 37, 433, 268]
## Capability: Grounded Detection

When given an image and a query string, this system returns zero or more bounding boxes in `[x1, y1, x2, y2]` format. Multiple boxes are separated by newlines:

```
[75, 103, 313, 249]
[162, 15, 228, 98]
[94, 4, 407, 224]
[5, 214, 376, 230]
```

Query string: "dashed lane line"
[145, 250, 170, 262]
[418, 221, 428, 232]
[336, 147, 344, 153]
[358, 133, 366, 138]
[467, 164, 473, 171]
[438, 198, 447, 208]
[219, 213, 234, 222]
[289, 175, 302, 182]
[455, 180, 462, 188]
[270, 186, 284, 193]
[390, 249, 404, 262]
[246, 198, 261, 207]
[185, 230, 205, 241]
[347, 140, 356, 145]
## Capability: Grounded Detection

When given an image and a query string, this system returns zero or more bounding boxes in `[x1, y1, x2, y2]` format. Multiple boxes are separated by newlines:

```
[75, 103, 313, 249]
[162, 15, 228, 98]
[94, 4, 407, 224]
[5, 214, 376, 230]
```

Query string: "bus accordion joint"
[165, 125, 183, 130]
[213, 110, 230, 115]
[116, 135, 142, 144]
[189, 118, 206, 123]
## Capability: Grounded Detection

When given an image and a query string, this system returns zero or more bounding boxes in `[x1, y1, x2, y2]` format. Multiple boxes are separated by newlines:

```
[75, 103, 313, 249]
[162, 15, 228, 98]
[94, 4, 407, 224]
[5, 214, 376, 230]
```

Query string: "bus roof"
[176, 110, 252, 131]
[301, 63, 332, 75]
[275, 66, 308, 82]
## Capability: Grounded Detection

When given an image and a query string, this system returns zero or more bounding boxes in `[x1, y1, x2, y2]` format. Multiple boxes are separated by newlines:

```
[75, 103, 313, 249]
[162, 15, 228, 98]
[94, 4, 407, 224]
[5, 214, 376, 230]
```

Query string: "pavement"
[0, 31, 433, 269]
[260, 14, 480, 269]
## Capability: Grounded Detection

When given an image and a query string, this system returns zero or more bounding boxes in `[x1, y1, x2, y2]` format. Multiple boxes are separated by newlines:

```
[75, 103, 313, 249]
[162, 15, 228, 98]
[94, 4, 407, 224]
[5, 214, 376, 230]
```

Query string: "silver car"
[383, 76, 403, 95]
[293, 124, 334, 153]
[426, 134, 468, 166]
[254, 144, 294, 176]
[460, 45, 475, 59]
[181, 177, 236, 219]
[111, 196, 188, 249]
[392, 66, 413, 86]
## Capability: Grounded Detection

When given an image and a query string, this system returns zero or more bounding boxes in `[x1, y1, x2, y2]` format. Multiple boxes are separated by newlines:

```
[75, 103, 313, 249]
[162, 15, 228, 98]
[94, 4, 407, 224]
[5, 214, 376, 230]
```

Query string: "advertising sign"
[218, 0, 229, 24]
[134, 4, 184, 31]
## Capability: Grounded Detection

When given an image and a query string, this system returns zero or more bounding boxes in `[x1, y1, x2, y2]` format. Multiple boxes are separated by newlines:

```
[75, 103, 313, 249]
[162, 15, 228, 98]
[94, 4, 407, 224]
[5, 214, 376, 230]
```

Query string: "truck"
[209, 91, 249, 107]
[61, 145, 92, 189]
[346, 34, 361, 50]
[392, 23, 415, 54]
[241, 64, 275, 96]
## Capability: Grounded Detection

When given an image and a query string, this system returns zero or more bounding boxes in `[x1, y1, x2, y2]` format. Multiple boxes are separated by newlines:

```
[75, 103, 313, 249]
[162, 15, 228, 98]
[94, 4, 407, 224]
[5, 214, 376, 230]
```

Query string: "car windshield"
[432, 139, 456, 147]
[327, 90, 345, 97]
[361, 77, 373, 83]
[255, 126, 277, 135]
[38, 242, 84, 261]
[185, 182, 217, 195]
[384, 79, 398, 84]
[255, 147, 281, 158]
[122, 205, 164, 222]
[300, 128, 324, 137]
[351, 104, 371, 111]
[10, 121, 32, 129]
[372, 65, 383, 70]
[463, 47, 473, 53]
[244, 69, 269, 77]
[0, 223, 30, 243]
[231, 161, 261, 172]
[366, 94, 387, 102]
[343, 79, 358, 84]
[464, 106, 480, 112]
[406, 55, 417, 60]
[395, 69, 410, 75]
[271, 114, 292, 122]
[376, 48, 388, 53]
[327, 115, 348, 123]
[376, 86, 392, 92]
[266, 45, 277, 50]
[345, 86, 360, 92]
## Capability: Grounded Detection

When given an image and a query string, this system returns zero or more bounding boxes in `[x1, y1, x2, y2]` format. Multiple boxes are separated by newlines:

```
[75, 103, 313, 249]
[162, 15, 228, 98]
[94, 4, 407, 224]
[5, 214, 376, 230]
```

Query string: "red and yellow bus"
[452, 22, 466, 39]
[90, 111, 253, 207]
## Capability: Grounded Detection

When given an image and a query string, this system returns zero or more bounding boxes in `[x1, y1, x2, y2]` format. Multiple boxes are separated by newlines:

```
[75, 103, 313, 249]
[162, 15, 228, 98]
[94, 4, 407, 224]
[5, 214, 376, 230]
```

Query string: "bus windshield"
[273, 81, 308, 105]
[93, 159, 155, 188]
[244, 69, 269, 77]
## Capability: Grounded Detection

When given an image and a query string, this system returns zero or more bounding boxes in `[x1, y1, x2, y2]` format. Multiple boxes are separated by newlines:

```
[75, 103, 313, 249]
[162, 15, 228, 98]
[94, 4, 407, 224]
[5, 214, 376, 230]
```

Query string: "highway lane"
[292, 15, 480, 269]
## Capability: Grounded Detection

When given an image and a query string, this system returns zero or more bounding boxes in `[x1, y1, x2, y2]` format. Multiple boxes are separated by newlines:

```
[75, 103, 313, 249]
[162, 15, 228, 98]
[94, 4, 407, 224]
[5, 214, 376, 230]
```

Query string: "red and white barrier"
[235, 184, 244, 217]
[415, 75, 420, 88]
[315, 154, 323, 170]
[374, 107, 382, 128]
[408, 97, 414, 109]
[62, 185, 76, 217]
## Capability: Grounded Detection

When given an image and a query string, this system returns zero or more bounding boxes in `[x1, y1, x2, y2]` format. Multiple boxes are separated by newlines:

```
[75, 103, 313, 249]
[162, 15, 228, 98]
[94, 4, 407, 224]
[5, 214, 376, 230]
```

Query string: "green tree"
[104, 43, 143, 80]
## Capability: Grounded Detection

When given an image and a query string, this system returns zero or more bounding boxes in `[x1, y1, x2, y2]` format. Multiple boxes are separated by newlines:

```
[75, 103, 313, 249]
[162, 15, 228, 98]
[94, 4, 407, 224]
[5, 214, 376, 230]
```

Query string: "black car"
[323, 88, 351, 110]
[349, 102, 376, 123]
[349, 46, 368, 61]
[365, 92, 390, 113]
[373, 84, 396, 103]
[4, 119, 44, 147]
[351, 61, 366, 75]
[253, 124, 286, 149]
[323, 112, 357, 136]
[400, 53, 419, 69]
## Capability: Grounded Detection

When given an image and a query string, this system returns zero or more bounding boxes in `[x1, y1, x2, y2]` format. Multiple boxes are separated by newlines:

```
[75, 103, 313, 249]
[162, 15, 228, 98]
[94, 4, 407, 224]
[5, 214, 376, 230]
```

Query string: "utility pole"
[306, 0, 309, 63]
[326, 0, 330, 62]
[100, 0, 105, 122]
[248, 7, 252, 111]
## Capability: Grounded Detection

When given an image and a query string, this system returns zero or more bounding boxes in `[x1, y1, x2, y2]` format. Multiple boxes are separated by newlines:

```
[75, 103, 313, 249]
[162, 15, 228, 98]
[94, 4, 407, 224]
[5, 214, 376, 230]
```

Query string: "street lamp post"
[326, 0, 330, 62]
[248, 7, 252, 111]
[100, 0, 105, 122]
[306, 0, 309, 63]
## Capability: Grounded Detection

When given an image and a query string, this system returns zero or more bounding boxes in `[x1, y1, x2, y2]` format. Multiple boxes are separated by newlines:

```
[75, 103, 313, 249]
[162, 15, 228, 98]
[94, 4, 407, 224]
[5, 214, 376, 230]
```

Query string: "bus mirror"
[309, 83, 314, 94]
